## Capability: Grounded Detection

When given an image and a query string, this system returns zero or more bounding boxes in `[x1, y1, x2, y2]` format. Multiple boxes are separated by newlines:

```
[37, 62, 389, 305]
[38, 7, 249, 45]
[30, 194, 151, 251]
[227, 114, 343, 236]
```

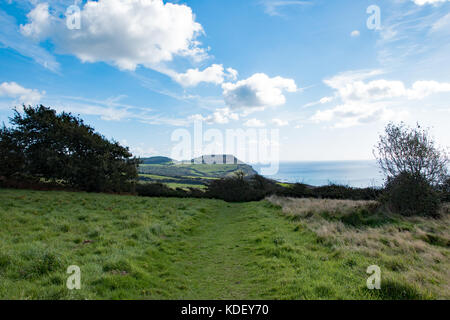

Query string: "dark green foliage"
[205, 174, 274, 202]
[0, 125, 25, 178]
[0, 106, 138, 192]
[383, 172, 441, 217]
[438, 176, 450, 202]
[275, 183, 381, 200]
[136, 175, 383, 203]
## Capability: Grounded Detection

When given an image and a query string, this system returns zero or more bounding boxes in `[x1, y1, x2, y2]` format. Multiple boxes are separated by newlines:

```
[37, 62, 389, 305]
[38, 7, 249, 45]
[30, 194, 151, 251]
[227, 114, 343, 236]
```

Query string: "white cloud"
[319, 96, 333, 104]
[311, 69, 450, 128]
[260, 0, 311, 16]
[303, 96, 333, 108]
[19, 3, 52, 41]
[323, 70, 410, 101]
[244, 118, 266, 127]
[272, 118, 289, 126]
[189, 107, 239, 124]
[350, 30, 360, 37]
[311, 102, 403, 128]
[413, 0, 448, 5]
[172, 64, 238, 87]
[0, 82, 44, 105]
[20, 0, 205, 71]
[407, 80, 450, 99]
[122, 141, 158, 158]
[431, 13, 450, 33]
[0, 9, 59, 72]
[222, 73, 297, 111]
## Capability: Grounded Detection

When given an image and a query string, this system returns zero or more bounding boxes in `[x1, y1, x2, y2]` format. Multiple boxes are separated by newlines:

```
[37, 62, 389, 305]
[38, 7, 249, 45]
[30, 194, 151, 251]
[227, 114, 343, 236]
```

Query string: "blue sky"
[0, 0, 449, 161]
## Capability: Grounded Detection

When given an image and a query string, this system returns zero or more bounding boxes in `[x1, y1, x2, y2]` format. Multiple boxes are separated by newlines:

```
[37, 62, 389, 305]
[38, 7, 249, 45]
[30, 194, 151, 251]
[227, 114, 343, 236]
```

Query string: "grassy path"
[172, 204, 259, 299]
[0, 189, 423, 299]
[157, 201, 374, 299]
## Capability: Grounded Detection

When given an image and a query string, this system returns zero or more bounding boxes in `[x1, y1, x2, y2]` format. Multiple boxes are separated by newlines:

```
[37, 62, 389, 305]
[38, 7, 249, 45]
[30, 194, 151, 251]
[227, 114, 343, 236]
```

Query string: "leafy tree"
[0, 105, 139, 192]
[0, 125, 25, 178]
[374, 122, 448, 186]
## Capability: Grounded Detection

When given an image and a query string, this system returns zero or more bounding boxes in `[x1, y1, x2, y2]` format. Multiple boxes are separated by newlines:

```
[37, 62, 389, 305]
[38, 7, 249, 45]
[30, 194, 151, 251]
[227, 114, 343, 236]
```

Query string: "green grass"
[138, 174, 179, 181]
[165, 183, 206, 190]
[138, 163, 256, 178]
[0, 189, 435, 299]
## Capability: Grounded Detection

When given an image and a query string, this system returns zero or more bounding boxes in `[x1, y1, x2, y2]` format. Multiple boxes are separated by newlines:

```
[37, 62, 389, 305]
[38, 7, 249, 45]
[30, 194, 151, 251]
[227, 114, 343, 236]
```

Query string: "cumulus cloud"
[222, 73, 297, 111]
[172, 64, 238, 87]
[244, 118, 266, 127]
[0, 82, 44, 105]
[311, 70, 450, 128]
[20, 0, 205, 71]
[19, 3, 53, 41]
[407, 80, 450, 99]
[311, 102, 403, 128]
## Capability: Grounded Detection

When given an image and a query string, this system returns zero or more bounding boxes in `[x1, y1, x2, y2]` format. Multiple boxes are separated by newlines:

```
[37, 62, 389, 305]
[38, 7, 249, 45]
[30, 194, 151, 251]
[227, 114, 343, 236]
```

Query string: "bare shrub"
[374, 122, 448, 186]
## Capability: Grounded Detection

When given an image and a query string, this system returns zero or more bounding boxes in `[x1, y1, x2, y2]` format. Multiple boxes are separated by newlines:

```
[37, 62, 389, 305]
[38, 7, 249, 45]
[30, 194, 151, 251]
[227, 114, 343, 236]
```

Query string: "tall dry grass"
[268, 196, 450, 299]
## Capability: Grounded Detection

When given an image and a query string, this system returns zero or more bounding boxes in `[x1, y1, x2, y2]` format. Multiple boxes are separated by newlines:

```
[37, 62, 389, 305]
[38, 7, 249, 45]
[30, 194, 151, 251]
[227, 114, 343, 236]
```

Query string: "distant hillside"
[140, 156, 173, 165]
[137, 154, 257, 189]
[183, 154, 245, 165]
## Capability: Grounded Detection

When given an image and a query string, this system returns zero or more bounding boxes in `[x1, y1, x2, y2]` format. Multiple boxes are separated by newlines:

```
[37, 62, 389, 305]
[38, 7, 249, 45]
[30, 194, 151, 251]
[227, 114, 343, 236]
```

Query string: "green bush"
[275, 182, 381, 200]
[205, 174, 272, 202]
[383, 172, 441, 217]
[438, 176, 450, 202]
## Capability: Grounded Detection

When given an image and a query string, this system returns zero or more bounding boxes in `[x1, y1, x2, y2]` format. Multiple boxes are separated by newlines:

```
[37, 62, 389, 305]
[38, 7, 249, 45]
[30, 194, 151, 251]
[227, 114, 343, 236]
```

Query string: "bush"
[374, 122, 448, 187]
[275, 182, 381, 200]
[438, 176, 450, 202]
[205, 174, 273, 202]
[383, 172, 441, 217]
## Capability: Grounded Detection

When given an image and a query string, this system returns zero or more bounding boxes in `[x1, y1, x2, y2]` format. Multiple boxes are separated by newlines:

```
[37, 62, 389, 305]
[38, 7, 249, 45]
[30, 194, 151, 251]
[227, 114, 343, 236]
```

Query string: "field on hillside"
[138, 163, 256, 189]
[0, 189, 447, 299]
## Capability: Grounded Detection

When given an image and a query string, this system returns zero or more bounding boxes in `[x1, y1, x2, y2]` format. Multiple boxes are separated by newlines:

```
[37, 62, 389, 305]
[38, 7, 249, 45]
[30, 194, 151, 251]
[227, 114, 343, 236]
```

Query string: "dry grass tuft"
[268, 196, 450, 299]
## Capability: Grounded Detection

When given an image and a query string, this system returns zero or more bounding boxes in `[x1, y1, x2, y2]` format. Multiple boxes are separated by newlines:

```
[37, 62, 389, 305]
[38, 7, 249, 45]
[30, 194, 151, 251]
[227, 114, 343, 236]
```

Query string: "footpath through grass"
[0, 189, 433, 299]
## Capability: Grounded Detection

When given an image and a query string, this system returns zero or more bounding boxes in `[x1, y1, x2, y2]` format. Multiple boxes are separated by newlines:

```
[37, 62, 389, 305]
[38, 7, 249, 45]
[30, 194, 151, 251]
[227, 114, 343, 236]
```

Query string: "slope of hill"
[140, 156, 173, 165]
[137, 155, 257, 189]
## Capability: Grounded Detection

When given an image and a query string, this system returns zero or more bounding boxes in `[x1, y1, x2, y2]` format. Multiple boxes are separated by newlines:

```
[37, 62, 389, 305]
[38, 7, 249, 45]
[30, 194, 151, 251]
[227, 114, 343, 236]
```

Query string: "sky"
[0, 0, 449, 162]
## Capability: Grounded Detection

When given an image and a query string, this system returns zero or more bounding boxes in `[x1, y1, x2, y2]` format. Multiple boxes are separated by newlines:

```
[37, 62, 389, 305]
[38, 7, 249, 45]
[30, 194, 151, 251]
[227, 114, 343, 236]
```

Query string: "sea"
[251, 160, 384, 188]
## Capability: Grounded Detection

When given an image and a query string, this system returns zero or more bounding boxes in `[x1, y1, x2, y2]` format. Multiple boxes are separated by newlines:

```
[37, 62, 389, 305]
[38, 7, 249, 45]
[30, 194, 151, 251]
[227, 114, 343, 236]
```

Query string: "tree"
[374, 122, 448, 186]
[0, 105, 139, 192]
[0, 125, 25, 178]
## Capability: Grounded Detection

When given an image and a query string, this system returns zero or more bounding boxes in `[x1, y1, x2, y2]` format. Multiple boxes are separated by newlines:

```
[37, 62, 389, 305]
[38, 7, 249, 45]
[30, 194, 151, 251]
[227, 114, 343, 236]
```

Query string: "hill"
[140, 156, 173, 165]
[137, 154, 257, 189]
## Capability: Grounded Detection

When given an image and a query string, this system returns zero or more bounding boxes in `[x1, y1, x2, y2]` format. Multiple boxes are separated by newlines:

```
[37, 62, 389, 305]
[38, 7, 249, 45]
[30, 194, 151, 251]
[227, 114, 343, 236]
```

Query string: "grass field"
[137, 163, 254, 189]
[138, 163, 256, 178]
[0, 189, 446, 299]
